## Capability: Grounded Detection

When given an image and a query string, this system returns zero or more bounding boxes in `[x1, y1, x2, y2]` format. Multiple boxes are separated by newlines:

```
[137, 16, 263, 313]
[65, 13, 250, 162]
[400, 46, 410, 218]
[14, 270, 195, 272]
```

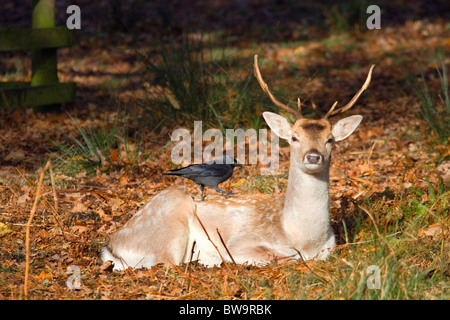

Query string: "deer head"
[254, 55, 374, 175]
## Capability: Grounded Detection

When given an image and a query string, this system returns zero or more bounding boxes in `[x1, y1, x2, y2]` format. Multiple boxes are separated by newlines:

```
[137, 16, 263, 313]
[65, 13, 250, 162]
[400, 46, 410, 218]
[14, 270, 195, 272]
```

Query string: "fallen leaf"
[119, 174, 128, 185]
[358, 162, 373, 175]
[96, 207, 106, 218]
[436, 161, 450, 185]
[4, 149, 25, 162]
[100, 260, 114, 273]
[403, 182, 413, 188]
[39, 229, 50, 238]
[71, 225, 88, 234]
[230, 178, 246, 187]
[165, 90, 180, 109]
[75, 171, 87, 179]
[109, 149, 119, 162]
[16, 193, 31, 204]
[0, 222, 11, 237]
[108, 197, 124, 212]
[71, 202, 87, 213]
[418, 223, 443, 239]
[35, 270, 52, 280]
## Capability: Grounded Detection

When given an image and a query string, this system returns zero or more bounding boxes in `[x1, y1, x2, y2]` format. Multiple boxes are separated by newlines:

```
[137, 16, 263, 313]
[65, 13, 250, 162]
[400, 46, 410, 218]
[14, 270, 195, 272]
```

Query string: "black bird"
[163, 155, 243, 201]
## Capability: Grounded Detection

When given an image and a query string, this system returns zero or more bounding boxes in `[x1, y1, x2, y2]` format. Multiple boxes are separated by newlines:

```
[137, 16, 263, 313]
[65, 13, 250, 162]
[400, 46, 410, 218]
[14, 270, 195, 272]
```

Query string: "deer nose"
[305, 151, 322, 164]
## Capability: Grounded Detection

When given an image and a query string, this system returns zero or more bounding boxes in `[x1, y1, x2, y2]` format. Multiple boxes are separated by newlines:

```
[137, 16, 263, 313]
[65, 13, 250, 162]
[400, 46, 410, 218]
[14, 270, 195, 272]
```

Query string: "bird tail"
[163, 168, 186, 175]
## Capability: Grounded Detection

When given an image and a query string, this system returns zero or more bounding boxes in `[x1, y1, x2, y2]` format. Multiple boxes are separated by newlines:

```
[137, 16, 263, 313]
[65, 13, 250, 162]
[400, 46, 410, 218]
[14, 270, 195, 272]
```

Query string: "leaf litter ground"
[0, 2, 449, 300]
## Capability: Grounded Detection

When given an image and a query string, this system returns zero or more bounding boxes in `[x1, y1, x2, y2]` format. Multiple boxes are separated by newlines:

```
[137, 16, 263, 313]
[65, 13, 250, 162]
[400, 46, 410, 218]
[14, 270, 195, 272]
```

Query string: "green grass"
[236, 173, 288, 194]
[321, 0, 371, 34]
[237, 178, 449, 300]
[411, 53, 450, 143]
[142, 35, 214, 123]
[49, 113, 141, 176]
[139, 34, 305, 132]
[330, 181, 448, 299]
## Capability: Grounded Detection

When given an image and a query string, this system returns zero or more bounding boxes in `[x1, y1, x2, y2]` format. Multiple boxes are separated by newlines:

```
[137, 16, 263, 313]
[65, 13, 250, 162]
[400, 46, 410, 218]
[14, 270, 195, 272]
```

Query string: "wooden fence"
[0, 0, 75, 110]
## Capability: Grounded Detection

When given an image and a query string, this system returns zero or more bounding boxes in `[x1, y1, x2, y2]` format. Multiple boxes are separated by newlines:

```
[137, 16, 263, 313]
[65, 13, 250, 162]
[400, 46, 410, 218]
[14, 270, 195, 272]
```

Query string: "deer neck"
[282, 156, 331, 244]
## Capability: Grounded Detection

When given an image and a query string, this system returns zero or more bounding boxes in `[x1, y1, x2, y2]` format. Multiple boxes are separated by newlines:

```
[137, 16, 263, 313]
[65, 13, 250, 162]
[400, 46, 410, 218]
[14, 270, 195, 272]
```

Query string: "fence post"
[31, 0, 59, 87]
[0, 0, 75, 110]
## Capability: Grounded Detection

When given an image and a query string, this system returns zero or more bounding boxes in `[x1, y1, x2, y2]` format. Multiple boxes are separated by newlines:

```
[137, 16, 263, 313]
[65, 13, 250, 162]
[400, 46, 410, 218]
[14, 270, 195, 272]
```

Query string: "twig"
[24, 160, 51, 299]
[334, 230, 403, 247]
[216, 228, 236, 264]
[366, 141, 378, 165]
[358, 205, 381, 238]
[183, 240, 197, 292]
[184, 240, 197, 273]
[42, 188, 117, 197]
[192, 205, 229, 266]
[17, 165, 69, 241]
[192, 205, 248, 292]
[171, 263, 209, 294]
[358, 205, 394, 254]
[49, 163, 58, 211]
[0, 184, 17, 197]
[293, 248, 329, 284]
[37, 198, 69, 241]
[15, 167, 33, 185]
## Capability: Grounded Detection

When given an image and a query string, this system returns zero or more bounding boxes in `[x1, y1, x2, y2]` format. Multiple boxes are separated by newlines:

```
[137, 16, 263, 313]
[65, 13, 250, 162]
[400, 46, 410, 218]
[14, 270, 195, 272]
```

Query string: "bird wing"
[197, 163, 230, 177]
[165, 163, 230, 177]
[164, 164, 207, 177]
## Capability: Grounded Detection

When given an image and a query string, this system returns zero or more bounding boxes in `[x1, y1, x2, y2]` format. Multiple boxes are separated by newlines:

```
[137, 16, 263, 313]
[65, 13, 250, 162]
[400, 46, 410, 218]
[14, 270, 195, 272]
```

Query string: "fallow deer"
[101, 56, 375, 270]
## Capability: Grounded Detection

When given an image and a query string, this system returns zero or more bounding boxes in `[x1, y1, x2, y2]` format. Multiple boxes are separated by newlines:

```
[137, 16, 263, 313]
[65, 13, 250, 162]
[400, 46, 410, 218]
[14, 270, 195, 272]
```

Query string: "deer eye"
[292, 136, 299, 142]
[327, 138, 334, 144]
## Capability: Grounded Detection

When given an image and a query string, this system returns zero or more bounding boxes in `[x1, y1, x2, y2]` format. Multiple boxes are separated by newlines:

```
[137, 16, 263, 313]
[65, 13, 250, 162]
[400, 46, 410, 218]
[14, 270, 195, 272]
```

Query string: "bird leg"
[214, 186, 236, 198]
[200, 185, 205, 201]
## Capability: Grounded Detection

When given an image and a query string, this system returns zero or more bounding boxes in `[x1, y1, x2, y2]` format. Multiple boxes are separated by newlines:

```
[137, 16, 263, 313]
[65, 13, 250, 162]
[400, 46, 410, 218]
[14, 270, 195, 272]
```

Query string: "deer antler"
[254, 55, 301, 119]
[323, 64, 375, 119]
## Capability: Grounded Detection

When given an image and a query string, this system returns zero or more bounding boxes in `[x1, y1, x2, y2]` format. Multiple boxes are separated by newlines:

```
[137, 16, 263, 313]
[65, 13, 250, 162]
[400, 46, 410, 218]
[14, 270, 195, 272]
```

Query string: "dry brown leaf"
[108, 197, 124, 212]
[119, 174, 128, 186]
[109, 149, 119, 162]
[35, 270, 52, 280]
[418, 223, 443, 239]
[71, 202, 87, 213]
[4, 149, 25, 162]
[96, 207, 106, 218]
[97, 207, 112, 221]
[71, 225, 88, 234]
[100, 260, 115, 273]
[16, 193, 31, 204]
[39, 229, 50, 238]
[436, 161, 450, 185]
[357, 163, 373, 176]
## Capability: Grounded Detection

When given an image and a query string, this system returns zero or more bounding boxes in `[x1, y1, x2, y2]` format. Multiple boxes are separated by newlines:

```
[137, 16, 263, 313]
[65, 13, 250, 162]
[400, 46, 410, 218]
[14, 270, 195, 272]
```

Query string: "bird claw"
[219, 190, 236, 198]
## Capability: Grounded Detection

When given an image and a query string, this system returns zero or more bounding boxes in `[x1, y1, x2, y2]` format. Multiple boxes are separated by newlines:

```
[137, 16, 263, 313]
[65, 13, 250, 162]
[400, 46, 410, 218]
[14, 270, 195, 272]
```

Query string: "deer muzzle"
[303, 149, 324, 171]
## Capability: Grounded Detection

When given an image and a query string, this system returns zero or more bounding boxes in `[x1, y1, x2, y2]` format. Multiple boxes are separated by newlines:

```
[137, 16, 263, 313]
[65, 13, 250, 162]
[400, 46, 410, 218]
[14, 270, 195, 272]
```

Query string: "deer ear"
[332, 115, 362, 142]
[263, 112, 292, 140]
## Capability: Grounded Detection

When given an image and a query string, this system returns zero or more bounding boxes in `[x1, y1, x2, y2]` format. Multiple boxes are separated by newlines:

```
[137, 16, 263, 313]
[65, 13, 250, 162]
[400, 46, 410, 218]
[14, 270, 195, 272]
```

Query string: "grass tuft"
[139, 34, 303, 132]
[49, 113, 141, 176]
[411, 53, 450, 143]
